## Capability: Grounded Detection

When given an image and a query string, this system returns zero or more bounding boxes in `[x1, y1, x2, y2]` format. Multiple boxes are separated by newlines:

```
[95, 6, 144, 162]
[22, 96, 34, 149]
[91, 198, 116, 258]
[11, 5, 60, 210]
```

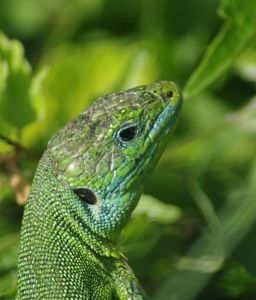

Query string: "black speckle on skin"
[89, 120, 101, 137]
[83, 114, 91, 121]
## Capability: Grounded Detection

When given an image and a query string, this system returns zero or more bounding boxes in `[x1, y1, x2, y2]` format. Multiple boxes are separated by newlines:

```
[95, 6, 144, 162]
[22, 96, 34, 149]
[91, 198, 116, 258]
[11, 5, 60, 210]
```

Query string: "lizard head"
[47, 81, 182, 237]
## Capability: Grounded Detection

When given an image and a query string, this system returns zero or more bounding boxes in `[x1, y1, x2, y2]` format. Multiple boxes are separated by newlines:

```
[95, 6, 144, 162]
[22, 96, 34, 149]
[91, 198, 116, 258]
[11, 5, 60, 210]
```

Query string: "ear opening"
[73, 188, 97, 205]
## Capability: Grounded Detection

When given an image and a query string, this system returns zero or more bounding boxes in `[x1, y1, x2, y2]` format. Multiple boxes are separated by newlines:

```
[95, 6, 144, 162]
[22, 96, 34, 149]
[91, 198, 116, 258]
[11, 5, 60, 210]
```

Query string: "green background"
[0, 0, 256, 299]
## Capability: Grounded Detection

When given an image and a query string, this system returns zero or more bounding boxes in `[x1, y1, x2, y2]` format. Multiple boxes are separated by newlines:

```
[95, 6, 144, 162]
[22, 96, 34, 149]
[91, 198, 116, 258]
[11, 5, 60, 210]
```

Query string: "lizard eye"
[117, 124, 138, 143]
[73, 188, 97, 205]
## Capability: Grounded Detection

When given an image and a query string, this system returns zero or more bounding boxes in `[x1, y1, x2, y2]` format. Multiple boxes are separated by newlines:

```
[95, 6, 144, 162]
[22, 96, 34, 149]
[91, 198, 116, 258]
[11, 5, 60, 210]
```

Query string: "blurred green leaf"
[184, 0, 256, 98]
[236, 47, 256, 82]
[154, 157, 256, 300]
[219, 264, 256, 298]
[121, 215, 165, 259]
[0, 0, 104, 39]
[0, 32, 35, 130]
[121, 194, 181, 257]
[0, 227, 20, 298]
[134, 194, 182, 224]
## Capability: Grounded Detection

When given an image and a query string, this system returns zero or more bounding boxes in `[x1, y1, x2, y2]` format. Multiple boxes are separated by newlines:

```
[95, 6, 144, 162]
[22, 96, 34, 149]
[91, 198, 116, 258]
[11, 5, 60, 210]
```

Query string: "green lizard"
[17, 81, 182, 299]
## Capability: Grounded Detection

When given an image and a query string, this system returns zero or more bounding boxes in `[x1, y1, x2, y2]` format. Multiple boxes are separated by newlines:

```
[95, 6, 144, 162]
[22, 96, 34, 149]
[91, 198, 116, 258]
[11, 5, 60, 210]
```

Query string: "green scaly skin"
[17, 81, 182, 299]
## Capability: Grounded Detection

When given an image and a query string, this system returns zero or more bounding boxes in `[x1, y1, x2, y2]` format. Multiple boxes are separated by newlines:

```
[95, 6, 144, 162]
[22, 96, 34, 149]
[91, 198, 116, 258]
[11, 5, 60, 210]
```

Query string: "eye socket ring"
[117, 124, 138, 143]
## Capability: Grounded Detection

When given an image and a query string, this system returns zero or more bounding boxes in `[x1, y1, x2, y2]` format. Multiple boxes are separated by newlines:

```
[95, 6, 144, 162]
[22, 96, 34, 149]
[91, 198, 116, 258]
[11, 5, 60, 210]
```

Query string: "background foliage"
[0, 0, 256, 299]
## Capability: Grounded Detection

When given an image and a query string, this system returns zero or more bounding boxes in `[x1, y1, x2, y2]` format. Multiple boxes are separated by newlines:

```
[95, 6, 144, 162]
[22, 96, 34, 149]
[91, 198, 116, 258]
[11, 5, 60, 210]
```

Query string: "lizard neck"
[37, 153, 124, 257]
[18, 156, 127, 299]
[18, 153, 127, 297]
[43, 147, 143, 241]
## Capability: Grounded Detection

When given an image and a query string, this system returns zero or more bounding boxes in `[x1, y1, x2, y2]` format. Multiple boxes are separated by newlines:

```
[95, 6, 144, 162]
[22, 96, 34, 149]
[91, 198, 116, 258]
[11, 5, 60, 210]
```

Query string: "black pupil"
[73, 188, 96, 205]
[119, 125, 137, 142]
